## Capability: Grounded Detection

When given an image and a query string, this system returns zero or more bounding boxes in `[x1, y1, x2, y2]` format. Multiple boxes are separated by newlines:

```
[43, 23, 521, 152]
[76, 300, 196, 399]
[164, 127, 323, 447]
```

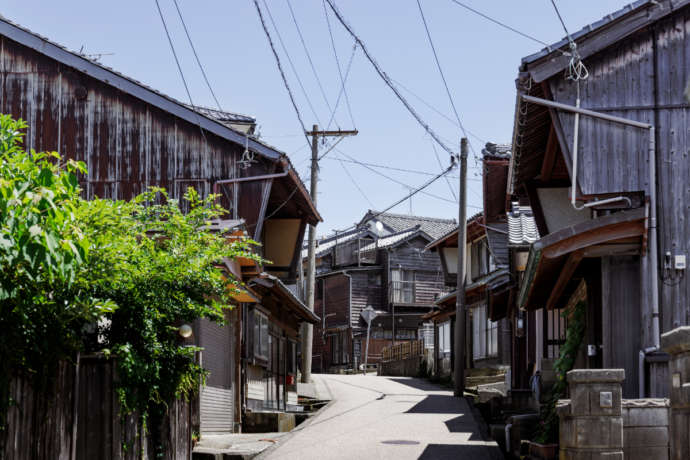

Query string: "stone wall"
[622, 399, 669, 460]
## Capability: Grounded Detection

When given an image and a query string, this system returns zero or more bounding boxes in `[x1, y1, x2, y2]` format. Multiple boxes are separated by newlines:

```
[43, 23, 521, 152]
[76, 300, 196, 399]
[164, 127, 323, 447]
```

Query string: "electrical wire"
[324, 0, 458, 158]
[286, 0, 334, 117]
[416, 0, 477, 160]
[253, 0, 310, 145]
[390, 76, 485, 144]
[335, 149, 456, 204]
[153, 0, 208, 143]
[337, 158, 376, 208]
[549, 0, 589, 82]
[261, 0, 322, 127]
[325, 42, 357, 131]
[448, 0, 568, 55]
[323, 0, 357, 130]
[430, 138, 457, 201]
[171, 0, 223, 111]
[321, 156, 480, 181]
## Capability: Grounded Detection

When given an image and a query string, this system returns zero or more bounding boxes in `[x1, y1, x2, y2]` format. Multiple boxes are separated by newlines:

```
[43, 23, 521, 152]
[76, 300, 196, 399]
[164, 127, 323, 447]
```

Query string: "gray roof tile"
[508, 206, 539, 245]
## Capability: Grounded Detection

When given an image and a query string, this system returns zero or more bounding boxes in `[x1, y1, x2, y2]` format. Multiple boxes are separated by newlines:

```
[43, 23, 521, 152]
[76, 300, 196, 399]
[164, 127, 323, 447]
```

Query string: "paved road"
[261, 374, 503, 460]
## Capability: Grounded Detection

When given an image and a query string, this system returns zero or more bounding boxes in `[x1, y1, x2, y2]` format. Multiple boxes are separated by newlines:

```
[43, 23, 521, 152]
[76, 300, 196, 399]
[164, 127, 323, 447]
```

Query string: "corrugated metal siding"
[247, 365, 265, 401]
[199, 315, 234, 433]
[200, 386, 234, 434]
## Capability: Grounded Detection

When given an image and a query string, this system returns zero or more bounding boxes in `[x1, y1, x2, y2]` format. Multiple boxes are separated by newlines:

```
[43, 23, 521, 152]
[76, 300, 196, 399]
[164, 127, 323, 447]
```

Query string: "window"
[419, 322, 434, 349]
[391, 269, 414, 303]
[395, 329, 416, 340]
[545, 308, 567, 358]
[438, 321, 451, 354]
[367, 271, 382, 286]
[287, 340, 297, 375]
[253, 309, 269, 361]
[472, 304, 498, 359]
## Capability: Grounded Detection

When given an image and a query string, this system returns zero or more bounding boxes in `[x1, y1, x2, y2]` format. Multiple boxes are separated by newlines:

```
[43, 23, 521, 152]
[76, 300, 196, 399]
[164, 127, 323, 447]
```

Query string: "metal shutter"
[199, 313, 235, 433]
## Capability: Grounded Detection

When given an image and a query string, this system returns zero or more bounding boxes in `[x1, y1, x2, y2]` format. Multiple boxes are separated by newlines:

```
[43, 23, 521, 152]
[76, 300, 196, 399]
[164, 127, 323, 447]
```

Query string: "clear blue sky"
[3, 0, 627, 236]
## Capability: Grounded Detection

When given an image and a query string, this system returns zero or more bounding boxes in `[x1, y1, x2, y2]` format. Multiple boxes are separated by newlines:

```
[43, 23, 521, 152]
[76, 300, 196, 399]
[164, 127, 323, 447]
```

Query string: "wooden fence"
[1, 354, 193, 460]
[381, 340, 425, 362]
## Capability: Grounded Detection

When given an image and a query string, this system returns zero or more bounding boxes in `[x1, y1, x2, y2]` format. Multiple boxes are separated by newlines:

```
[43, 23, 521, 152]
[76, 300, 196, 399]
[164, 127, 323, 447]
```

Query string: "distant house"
[510, 0, 690, 398]
[307, 212, 456, 373]
[0, 15, 319, 442]
[424, 144, 537, 385]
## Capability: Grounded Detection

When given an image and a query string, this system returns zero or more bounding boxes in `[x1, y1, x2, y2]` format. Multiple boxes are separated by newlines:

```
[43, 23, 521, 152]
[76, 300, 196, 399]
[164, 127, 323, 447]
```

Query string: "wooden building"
[510, 0, 690, 397]
[308, 212, 456, 372]
[0, 17, 320, 435]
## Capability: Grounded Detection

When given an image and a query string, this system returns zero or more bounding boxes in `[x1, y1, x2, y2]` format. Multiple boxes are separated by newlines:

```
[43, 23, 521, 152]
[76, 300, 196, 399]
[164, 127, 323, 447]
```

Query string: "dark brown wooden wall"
[0, 35, 251, 204]
[350, 270, 384, 328]
[1, 357, 192, 460]
[547, 8, 690, 344]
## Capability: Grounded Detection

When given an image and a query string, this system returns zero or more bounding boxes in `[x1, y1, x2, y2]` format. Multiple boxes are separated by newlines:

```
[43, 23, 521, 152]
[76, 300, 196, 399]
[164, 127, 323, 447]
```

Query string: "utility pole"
[301, 124, 357, 383]
[454, 138, 468, 397]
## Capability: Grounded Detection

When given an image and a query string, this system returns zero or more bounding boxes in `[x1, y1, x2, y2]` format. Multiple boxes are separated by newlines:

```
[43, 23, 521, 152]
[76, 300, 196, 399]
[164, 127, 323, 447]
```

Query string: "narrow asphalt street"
[261, 374, 503, 460]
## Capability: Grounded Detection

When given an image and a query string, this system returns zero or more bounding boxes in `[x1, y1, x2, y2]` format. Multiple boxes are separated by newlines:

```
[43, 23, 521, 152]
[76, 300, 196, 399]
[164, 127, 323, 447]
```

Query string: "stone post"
[661, 326, 690, 460]
[558, 369, 624, 460]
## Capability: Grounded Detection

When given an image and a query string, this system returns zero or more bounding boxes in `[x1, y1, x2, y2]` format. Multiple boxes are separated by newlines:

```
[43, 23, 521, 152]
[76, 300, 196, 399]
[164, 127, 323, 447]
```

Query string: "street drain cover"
[381, 440, 420, 445]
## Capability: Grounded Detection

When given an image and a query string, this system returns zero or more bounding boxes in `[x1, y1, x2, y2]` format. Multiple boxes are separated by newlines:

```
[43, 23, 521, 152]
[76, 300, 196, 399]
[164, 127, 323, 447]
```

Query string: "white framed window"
[438, 320, 451, 354]
[253, 309, 269, 361]
[472, 303, 498, 359]
[391, 269, 414, 303]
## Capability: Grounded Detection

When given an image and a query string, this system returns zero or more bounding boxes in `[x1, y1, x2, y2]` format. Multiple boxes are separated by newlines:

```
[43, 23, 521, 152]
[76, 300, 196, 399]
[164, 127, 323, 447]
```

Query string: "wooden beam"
[539, 125, 558, 181]
[543, 221, 645, 259]
[545, 250, 584, 310]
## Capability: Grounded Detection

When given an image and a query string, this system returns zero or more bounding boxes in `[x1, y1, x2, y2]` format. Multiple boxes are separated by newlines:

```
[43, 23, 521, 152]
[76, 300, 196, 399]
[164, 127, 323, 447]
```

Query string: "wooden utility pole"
[454, 138, 468, 397]
[301, 124, 357, 383]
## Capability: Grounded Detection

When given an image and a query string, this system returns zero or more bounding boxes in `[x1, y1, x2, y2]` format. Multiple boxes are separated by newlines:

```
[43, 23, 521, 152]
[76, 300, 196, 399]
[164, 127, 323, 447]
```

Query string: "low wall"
[378, 355, 424, 377]
[622, 399, 669, 460]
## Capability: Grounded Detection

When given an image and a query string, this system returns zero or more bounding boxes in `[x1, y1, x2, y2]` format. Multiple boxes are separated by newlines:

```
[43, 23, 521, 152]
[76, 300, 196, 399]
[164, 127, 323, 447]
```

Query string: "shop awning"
[518, 207, 647, 311]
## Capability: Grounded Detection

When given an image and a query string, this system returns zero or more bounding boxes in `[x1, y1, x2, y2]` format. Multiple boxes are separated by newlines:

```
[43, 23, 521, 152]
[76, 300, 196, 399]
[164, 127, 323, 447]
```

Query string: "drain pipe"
[521, 93, 660, 372]
[505, 423, 512, 453]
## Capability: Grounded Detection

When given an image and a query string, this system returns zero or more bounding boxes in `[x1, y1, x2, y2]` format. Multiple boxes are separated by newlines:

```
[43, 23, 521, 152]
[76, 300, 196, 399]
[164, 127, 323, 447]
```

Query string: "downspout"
[521, 93, 660, 394]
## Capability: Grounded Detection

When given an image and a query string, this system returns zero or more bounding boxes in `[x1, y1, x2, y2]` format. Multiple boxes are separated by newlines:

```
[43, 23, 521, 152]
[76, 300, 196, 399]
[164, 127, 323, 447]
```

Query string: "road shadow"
[386, 377, 445, 392]
[417, 443, 501, 460]
[405, 394, 463, 414]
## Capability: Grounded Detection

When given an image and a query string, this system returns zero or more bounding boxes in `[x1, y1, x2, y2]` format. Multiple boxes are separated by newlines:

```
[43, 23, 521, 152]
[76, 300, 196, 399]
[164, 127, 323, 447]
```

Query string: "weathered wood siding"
[602, 256, 641, 398]
[350, 270, 384, 328]
[486, 222, 509, 267]
[388, 237, 441, 271]
[548, 7, 690, 349]
[1, 357, 192, 460]
[0, 34, 245, 205]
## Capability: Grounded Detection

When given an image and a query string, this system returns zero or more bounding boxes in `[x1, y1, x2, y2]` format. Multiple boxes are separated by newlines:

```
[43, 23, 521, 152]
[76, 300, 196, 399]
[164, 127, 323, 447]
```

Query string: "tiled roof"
[303, 228, 365, 259]
[358, 227, 425, 252]
[482, 143, 511, 159]
[362, 211, 457, 240]
[184, 105, 256, 127]
[508, 206, 538, 246]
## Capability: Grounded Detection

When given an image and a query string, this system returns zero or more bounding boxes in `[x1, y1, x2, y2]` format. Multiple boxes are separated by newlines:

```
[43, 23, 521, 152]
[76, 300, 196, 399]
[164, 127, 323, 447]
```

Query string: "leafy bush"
[0, 115, 258, 456]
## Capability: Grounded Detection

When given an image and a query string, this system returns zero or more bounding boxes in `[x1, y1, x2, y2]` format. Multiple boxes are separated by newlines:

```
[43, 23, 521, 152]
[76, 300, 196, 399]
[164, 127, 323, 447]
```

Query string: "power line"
[416, 0, 477, 159]
[154, 0, 197, 112]
[325, 42, 357, 131]
[549, 0, 572, 41]
[337, 158, 375, 208]
[323, 0, 357, 130]
[390, 76, 485, 144]
[253, 0, 310, 145]
[153, 0, 208, 142]
[324, 0, 458, 159]
[286, 0, 334, 117]
[335, 149, 456, 204]
[430, 138, 457, 201]
[321, 155, 481, 181]
[261, 0, 322, 126]
[171, 0, 223, 111]
[448, 0, 566, 54]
